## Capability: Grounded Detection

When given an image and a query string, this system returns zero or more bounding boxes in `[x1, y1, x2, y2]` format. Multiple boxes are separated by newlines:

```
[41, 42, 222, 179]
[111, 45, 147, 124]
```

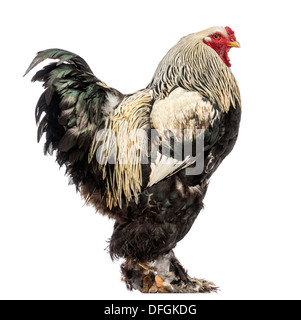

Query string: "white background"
[0, 0, 300, 300]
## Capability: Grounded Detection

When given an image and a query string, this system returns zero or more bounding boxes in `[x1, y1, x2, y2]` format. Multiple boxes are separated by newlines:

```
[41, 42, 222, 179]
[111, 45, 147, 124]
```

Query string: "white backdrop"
[1, 0, 300, 300]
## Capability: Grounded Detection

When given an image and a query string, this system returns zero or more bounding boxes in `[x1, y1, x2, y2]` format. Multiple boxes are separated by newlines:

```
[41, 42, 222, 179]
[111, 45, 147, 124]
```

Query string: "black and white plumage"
[25, 26, 241, 293]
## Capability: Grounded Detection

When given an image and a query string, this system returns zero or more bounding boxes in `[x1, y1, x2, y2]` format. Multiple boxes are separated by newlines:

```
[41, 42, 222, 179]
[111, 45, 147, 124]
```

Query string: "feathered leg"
[121, 251, 218, 293]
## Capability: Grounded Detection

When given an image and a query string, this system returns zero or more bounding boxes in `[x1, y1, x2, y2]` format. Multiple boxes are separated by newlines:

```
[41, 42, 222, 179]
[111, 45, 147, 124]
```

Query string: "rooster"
[25, 26, 241, 293]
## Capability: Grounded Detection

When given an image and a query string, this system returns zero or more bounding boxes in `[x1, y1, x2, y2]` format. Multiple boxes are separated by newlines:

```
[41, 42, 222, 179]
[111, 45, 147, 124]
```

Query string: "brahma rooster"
[25, 26, 241, 293]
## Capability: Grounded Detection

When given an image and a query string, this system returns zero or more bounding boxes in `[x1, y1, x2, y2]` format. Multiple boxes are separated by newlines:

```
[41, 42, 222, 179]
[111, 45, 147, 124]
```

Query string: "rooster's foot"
[140, 264, 218, 293]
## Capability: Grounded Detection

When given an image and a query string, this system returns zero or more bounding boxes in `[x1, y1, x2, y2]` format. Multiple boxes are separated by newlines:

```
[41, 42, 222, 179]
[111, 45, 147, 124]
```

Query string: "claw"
[155, 274, 164, 287]
[139, 264, 170, 293]
[155, 274, 169, 293]
[139, 264, 149, 270]
[139, 263, 156, 273]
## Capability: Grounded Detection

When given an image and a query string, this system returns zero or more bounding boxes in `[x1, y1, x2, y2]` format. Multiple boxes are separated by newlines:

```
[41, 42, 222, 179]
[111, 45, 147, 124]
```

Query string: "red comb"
[225, 26, 235, 37]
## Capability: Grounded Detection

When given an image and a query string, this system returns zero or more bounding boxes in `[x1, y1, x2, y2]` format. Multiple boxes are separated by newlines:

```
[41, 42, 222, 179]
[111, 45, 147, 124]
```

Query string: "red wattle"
[206, 41, 231, 67]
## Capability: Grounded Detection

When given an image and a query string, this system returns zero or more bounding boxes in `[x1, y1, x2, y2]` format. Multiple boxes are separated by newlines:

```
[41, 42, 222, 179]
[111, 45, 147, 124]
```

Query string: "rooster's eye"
[213, 34, 221, 39]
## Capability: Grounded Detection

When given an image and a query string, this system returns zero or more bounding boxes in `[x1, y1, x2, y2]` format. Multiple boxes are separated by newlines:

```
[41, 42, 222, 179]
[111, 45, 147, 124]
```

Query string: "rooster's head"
[202, 26, 240, 67]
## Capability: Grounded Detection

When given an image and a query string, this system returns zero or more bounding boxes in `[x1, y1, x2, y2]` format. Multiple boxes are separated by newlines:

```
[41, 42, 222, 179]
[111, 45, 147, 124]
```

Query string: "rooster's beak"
[227, 41, 240, 48]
